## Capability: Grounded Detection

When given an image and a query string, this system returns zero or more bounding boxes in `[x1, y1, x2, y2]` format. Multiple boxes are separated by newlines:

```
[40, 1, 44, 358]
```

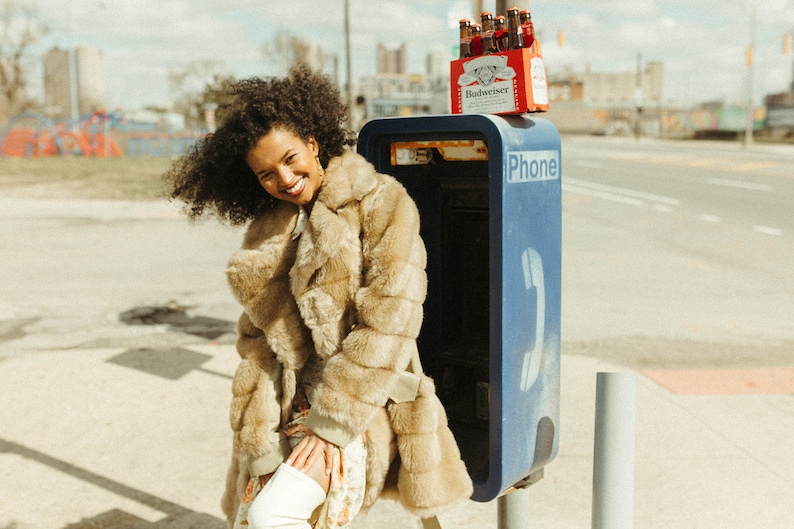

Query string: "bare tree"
[192, 73, 237, 131]
[0, 0, 48, 120]
[260, 31, 323, 75]
[167, 59, 226, 131]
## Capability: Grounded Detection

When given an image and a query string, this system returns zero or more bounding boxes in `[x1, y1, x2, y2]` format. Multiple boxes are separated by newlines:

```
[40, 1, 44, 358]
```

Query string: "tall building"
[425, 44, 450, 82]
[377, 43, 406, 75]
[43, 47, 106, 119]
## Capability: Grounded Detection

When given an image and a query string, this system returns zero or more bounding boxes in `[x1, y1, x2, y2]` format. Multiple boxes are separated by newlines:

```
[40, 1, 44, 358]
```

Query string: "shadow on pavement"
[0, 438, 225, 529]
[62, 509, 224, 529]
[107, 347, 232, 381]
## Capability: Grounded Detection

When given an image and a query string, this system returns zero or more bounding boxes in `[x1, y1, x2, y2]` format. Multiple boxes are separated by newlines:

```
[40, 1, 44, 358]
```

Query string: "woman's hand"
[285, 432, 335, 493]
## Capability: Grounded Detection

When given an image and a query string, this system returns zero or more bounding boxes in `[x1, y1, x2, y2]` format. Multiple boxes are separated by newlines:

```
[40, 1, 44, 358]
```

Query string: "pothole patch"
[119, 304, 235, 340]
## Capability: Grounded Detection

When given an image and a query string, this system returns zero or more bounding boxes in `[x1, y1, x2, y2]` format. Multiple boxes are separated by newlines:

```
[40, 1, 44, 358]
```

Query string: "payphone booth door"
[358, 113, 561, 502]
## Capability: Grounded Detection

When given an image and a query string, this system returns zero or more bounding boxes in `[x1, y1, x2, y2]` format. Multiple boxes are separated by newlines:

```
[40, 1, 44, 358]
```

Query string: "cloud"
[19, 0, 794, 109]
[540, 0, 794, 106]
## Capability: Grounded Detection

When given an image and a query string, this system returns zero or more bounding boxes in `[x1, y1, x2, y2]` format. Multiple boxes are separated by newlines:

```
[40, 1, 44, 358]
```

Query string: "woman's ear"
[307, 136, 319, 156]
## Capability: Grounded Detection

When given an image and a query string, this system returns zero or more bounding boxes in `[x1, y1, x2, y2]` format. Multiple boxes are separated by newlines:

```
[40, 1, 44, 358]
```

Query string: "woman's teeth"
[285, 178, 304, 196]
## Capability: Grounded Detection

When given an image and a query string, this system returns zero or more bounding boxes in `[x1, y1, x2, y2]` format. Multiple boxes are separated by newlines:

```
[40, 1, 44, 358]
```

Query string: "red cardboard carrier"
[450, 47, 549, 115]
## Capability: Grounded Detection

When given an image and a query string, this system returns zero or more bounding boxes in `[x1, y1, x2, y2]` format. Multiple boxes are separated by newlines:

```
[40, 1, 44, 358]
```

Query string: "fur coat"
[220, 151, 472, 526]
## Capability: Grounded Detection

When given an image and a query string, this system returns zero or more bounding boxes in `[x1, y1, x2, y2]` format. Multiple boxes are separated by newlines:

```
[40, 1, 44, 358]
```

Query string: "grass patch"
[0, 156, 175, 201]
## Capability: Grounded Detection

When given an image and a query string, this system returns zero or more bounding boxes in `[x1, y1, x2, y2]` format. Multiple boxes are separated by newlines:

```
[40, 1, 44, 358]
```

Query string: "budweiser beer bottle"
[506, 6, 524, 50]
[495, 15, 508, 51]
[520, 9, 536, 51]
[459, 18, 473, 58]
[480, 11, 499, 55]
[470, 23, 483, 56]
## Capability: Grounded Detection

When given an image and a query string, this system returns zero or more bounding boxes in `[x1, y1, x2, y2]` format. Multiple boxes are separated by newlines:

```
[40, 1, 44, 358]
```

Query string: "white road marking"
[700, 214, 722, 223]
[565, 177, 681, 206]
[571, 161, 603, 169]
[754, 225, 783, 236]
[564, 179, 782, 237]
[562, 184, 644, 205]
[708, 178, 772, 192]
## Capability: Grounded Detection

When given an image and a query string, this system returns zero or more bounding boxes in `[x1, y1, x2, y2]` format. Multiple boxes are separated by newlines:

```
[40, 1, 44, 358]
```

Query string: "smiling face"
[245, 126, 323, 208]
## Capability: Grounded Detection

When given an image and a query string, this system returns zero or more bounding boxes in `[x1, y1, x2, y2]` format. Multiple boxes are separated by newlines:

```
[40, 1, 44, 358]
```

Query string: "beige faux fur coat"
[220, 151, 472, 526]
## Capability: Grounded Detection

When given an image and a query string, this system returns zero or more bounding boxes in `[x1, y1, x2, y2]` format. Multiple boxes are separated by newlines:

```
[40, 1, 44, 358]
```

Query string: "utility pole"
[635, 52, 643, 141]
[67, 0, 80, 131]
[344, 0, 352, 112]
[744, 5, 756, 148]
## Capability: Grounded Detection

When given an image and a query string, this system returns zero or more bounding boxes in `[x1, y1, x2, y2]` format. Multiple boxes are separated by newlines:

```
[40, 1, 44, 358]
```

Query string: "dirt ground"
[0, 156, 173, 201]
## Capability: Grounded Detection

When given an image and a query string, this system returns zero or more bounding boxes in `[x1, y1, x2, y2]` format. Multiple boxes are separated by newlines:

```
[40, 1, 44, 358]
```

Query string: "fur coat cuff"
[304, 410, 357, 448]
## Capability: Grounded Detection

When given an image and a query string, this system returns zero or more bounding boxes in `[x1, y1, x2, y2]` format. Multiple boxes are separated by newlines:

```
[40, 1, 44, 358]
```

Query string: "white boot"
[247, 463, 327, 529]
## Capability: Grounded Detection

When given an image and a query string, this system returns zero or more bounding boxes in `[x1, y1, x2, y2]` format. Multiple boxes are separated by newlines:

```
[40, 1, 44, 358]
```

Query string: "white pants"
[247, 463, 327, 529]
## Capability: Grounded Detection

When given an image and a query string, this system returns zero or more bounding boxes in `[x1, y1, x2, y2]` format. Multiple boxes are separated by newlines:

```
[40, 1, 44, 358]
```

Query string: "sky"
[21, 0, 794, 111]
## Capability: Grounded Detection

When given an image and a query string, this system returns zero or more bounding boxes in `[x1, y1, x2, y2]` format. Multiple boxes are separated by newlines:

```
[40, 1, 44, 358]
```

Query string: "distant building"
[360, 73, 433, 118]
[548, 61, 663, 107]
[763, 59, 794, 132]
[360, 43, 451, 119]
[544, 61, 664, 135]
[377, 43, 406, 75]
[425, 44, 449, 82]
[43, 47, 106, 119]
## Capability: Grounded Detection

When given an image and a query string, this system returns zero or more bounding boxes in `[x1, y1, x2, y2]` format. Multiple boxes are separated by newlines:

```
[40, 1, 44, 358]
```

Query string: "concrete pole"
[591, 372, 636, 529]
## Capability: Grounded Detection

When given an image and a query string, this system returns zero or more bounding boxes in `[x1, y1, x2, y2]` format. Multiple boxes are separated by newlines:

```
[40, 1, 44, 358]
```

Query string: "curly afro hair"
[165, 65, 356, 224]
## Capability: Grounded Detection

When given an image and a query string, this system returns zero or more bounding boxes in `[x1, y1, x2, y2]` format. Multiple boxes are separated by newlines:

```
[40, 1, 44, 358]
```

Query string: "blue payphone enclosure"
[358, 114, 561, 502]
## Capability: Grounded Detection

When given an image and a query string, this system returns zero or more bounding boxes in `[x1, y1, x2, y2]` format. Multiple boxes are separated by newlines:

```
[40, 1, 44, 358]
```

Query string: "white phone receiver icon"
[520, 248, 545, 392]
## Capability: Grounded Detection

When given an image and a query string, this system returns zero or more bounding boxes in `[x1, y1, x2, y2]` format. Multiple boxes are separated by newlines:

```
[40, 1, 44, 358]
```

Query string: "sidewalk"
[2, 342, 793, 529]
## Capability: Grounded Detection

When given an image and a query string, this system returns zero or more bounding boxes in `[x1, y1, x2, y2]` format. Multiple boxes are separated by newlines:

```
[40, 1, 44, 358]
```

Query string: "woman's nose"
[275, 165, 294, 185]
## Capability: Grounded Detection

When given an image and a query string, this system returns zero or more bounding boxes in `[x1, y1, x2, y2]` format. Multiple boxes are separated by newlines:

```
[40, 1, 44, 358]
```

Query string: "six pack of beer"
[451, 7, 549, 115]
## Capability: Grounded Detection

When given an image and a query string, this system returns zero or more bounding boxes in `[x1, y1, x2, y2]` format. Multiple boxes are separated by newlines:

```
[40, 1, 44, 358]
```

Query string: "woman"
[165, 66, 472, 529]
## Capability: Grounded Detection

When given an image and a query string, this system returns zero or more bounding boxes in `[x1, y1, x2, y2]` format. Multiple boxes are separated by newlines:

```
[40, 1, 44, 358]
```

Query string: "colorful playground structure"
[0, 111, 125, 158]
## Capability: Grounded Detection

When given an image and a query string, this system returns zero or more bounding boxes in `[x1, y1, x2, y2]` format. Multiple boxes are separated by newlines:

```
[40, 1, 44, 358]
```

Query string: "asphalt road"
[559, 135, 794, 369]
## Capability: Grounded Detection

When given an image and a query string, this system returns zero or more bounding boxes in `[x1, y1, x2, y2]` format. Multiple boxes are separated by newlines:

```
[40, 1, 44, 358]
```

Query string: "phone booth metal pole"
[499, 486, 531, 528]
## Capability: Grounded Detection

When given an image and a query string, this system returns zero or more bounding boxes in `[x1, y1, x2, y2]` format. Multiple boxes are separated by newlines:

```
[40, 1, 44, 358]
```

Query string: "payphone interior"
[383, 137, 493, 483]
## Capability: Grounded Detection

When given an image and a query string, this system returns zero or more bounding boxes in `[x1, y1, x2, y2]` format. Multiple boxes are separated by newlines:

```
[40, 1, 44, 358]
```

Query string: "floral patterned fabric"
[232, 390, 368, 529]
